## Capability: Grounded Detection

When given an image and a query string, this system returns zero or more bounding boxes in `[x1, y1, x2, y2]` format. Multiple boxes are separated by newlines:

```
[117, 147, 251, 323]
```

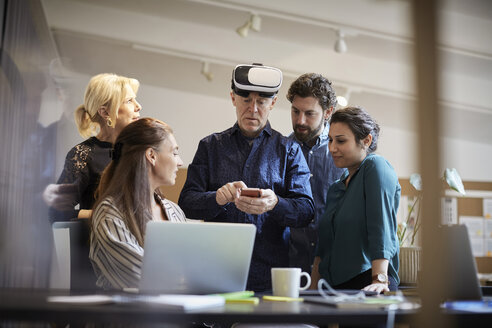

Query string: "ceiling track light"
[337, 88, 354, 107]
[236, 13, 261, 37]
[250, 13, 261, 32]
[337, 87, 360, 108]
[201, 61, 214, 81]
[236, 20, 251, 37]
[336, 95, 348, 107]
[334, 29, 347, 53]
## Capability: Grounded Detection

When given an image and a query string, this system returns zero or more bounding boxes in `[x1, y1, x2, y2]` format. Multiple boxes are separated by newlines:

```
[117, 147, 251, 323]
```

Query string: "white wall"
[377, 127, 492, 181]
[51, 76, 492, 182]
[441, 137, 492, 181]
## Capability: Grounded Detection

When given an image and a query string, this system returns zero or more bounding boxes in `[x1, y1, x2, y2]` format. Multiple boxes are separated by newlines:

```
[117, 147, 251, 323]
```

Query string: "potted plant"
[398, 168, 466, 284]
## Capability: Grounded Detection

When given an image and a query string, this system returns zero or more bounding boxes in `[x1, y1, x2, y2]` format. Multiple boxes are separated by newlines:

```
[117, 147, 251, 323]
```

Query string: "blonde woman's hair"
[74, 73, 140, 138]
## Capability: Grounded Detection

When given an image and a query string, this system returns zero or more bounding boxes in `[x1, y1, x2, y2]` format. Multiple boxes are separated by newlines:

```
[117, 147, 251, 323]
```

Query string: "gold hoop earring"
[107, 118, 112, 127]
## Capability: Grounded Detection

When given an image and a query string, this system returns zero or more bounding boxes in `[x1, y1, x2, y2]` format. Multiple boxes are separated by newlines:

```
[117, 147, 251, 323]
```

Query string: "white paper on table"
[47, 294, 225, 311]
[50, 228, 70, 289]
[132, 294, 226, 310]
[48, 295, 113, 304]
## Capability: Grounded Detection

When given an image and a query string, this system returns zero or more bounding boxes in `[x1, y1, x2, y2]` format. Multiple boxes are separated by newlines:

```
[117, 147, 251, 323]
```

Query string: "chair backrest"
[52, 219, 97, 290]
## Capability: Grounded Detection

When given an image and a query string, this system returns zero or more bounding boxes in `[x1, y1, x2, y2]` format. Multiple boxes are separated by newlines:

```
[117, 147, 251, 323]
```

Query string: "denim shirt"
[179, 122, 314, 291]
[289, 124, 346, 227]
[287, 124, 346, 272]
[317, 153, 401, 286]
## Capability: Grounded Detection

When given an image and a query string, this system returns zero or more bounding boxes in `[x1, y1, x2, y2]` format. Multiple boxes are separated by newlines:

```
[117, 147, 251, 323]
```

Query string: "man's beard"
[294, 120, 325, 144]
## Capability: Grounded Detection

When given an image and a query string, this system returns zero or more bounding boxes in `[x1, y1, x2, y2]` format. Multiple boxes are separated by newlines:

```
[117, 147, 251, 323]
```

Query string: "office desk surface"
[0, 288, 489, 327]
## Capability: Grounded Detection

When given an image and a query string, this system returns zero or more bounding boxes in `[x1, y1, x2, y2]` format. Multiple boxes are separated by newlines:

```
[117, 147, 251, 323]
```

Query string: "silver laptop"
[441, 224, 483, 300]
[139, 221, 256, 295]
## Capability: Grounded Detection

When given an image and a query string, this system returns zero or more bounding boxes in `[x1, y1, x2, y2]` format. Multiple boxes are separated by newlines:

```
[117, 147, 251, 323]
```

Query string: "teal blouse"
[316, 153, 401, 286]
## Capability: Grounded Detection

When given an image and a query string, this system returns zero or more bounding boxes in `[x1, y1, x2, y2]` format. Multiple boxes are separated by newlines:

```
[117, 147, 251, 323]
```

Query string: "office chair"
[52, 219, 97, 290]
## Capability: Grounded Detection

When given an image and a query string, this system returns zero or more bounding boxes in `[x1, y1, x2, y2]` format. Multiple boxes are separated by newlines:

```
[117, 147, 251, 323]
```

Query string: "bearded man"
[287, 73, 346, 274]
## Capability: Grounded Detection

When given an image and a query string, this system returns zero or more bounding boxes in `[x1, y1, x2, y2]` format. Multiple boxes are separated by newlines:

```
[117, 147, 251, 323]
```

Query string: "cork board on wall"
[399, 179, 492, 218]
[400, 178, 492, 269]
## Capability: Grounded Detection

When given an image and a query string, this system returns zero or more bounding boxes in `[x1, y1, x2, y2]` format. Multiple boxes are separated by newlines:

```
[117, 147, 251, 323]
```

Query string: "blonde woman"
[43, 73, 142, 221]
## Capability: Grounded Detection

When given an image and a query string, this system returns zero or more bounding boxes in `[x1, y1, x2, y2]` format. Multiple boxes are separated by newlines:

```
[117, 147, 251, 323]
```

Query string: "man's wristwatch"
[372, 273, 389, 285]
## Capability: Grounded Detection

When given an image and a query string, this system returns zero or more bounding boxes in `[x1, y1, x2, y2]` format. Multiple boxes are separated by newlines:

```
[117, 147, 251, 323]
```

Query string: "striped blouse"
[89, 194, 187, 290]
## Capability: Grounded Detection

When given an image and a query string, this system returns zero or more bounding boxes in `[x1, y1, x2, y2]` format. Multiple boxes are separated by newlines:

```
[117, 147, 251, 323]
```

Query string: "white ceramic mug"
[271, 267, 311, 298]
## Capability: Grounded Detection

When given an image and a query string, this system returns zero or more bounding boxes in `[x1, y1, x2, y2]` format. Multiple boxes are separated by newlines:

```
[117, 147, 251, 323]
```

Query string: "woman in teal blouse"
[311, 106, 400, 294]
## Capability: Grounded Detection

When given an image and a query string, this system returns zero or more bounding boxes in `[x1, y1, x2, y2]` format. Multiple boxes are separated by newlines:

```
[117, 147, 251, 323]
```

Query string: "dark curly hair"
[330, 106, 380, 153]
[286, 73, 337, 111]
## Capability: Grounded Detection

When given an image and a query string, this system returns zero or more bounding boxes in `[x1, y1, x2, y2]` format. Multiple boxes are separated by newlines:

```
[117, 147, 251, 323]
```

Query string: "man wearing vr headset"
[179, 64, 314, 292]
[286, 73, 346, 276]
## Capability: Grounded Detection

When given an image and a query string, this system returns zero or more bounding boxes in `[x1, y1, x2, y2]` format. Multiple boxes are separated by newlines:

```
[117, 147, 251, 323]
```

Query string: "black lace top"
[50, 137, 112, 221]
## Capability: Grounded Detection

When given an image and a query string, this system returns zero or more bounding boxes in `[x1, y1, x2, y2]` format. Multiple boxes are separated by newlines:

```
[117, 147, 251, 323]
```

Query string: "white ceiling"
[40, 0, 492, 144]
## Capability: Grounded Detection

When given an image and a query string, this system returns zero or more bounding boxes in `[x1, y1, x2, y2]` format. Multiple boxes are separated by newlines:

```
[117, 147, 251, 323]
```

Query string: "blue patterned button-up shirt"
[179, 121, 314, 291]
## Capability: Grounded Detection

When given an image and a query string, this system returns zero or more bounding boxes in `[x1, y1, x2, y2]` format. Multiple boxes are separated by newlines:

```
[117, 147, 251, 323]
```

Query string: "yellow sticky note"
[262, 295, 304, 302]
[214, 291, 255, 300]
[225, 297, 260, 305]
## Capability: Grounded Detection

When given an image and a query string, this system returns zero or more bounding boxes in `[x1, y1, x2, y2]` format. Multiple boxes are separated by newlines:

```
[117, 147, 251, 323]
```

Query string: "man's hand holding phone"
[216, 181, 247, 206]
[239, 188, 262, 198]
[235, 187, 278, 215]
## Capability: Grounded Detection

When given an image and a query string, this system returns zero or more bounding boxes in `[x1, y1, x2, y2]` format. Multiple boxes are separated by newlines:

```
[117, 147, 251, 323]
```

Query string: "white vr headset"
[232, 64, 283, 98]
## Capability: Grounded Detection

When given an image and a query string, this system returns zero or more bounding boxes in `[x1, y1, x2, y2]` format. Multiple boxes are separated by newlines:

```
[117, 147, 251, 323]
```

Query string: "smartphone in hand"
[240, 188, 261, 197]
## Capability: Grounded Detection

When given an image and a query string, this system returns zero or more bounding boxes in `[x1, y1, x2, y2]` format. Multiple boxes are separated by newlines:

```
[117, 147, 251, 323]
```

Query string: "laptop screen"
[440, 224, 482, 301]
[139, 221, 256, 295]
